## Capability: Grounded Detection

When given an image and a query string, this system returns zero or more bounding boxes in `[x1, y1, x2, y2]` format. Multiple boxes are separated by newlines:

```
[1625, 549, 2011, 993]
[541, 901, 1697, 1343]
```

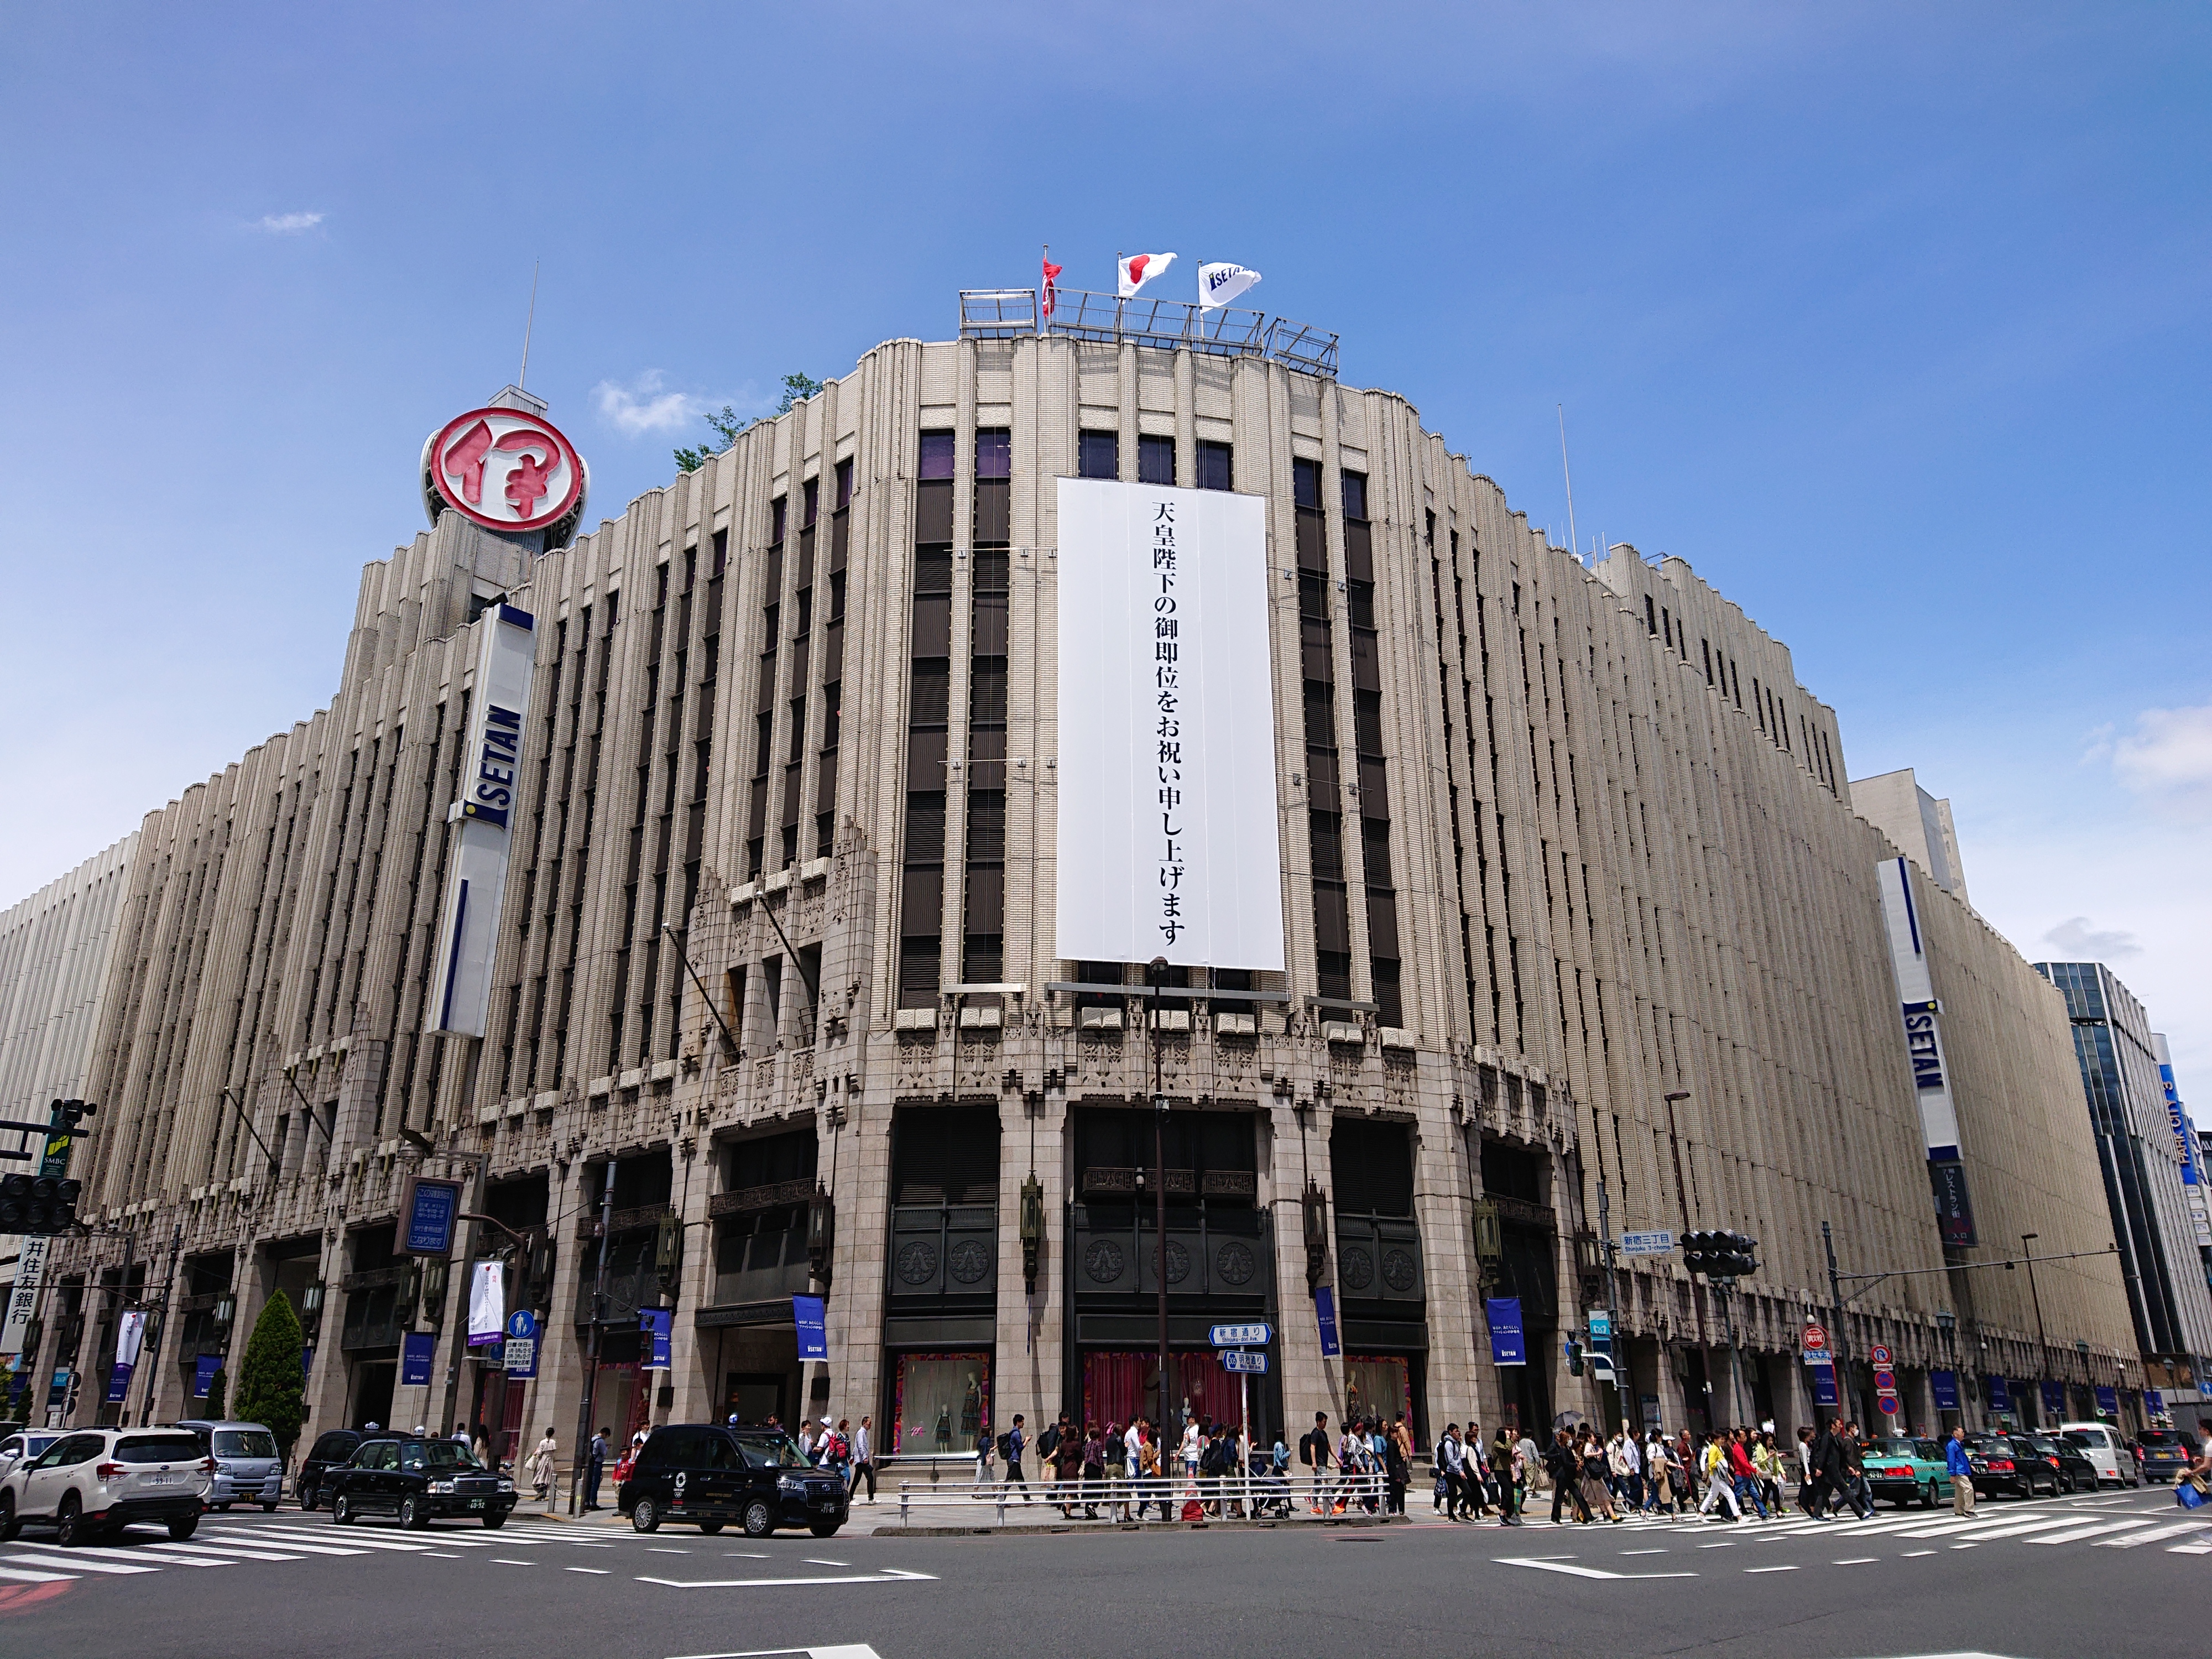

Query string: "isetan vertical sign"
[1055, 477, 1284, 971]
[1875, 855, 1976, 1246]
[427, 603, 537, 1036]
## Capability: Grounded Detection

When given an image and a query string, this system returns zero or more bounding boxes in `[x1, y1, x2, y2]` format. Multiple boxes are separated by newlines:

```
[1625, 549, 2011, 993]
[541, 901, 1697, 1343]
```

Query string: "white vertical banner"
[468, 1261, 506, 1347]
[427, 603, 538, 1036]
[1875, 855, 1960, 1159]
[1055, 477, 1284, 969]
[115, 1308, 146, 1369]
[1, 1235, 48, 1356]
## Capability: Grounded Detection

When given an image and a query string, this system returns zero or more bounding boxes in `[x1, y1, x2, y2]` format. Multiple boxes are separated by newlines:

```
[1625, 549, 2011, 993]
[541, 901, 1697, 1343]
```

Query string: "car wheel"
[332, 1493, 354, 1526]
[262, 1500, 280, 1513]
[216, 1503, 232, 1513]
[168, 1516, 199, 1542]
[808, 1522, 842, 1539]
[741, 1498, 775, 1538]
[1922, 1481, 1937, 1509]
[483, 1510, 507, 1530]
[399, 1495, 426, 1531]
[0, 1493, 17, 1543]
[698, 1521, 723, 1535]
[54, 1494, 85, 1548]
[631, 1497, 660, 1533]
[299, 1484, 318, 1512]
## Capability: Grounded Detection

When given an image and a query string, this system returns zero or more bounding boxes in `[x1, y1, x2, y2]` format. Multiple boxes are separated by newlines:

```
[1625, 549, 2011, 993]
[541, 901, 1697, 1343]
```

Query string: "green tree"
[230, 1291, 307, 1457]
[673, 374, 822, 472]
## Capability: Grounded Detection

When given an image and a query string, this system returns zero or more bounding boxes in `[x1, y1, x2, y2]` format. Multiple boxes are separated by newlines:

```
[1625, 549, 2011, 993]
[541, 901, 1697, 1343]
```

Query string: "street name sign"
[1209, 1322, 1271, 1348]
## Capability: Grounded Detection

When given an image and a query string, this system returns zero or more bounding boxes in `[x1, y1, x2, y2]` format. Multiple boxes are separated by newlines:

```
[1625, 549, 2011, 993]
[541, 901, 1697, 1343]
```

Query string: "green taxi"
[1859, 1434, 1953, 1507]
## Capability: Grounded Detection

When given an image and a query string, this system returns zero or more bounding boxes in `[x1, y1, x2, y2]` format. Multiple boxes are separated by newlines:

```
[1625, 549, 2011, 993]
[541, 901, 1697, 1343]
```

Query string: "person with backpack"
[1546, 1429, 1585, 1524]
[1382, 1417, 1410, 1515]
[1081, 1421, 1108, 1519]
[1300, 1411, 1334, 1514]
[973, 1418, 995, 1485]
[999, 1414, 1031, 1502]
[1053, 1417, 1084, 1516]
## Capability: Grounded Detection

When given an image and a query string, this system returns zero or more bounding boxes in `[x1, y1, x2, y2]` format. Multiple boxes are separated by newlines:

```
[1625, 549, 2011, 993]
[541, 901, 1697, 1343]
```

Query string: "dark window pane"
[1341, 471, 1368, 520]
[1196, 441, 1233, 492]
[1293, 457, 1321, 510]
[802, 477, 820, 528]
[919, 431, 956, 480]
[835, 458, 854, 508]
[769, 497, 787, 545]
[1138, 434, 1176, 486]
[1079, 430, 1119, 480]
[975, 428, 1012, 480]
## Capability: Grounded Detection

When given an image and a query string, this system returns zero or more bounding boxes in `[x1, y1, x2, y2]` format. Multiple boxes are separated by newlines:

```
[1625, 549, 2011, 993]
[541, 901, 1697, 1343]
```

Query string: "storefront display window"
[893, 1353, 990, 1456]
[1343, 1355, 1411, 1428]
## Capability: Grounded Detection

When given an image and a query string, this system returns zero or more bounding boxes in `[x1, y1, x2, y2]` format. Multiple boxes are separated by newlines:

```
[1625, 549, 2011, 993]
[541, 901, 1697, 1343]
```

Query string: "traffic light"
[1718, 1231, 1759, 1278]
[1681, 1229, 1759, 1280]
[1565, 1337, 1585, 1376]
[0, 1172, 83, 1234]
[53, 1098, 95, 1128]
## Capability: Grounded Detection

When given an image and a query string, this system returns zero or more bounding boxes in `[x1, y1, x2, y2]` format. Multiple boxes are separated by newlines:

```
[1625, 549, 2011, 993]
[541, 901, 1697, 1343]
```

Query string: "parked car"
[2135, 1428, 2197, 1484]
[1859, 1435, 1952, 1507]
[2026, 1433, 2098, 1493]
[173, 1419, 283, 1511]
[618, 1424, 849, 1538]
[295, 1429, 365, 1511]
[0, 1427, 211, 1545]
[1964, 1432, 2063, 1498]
[2058, 1421, 2140, 1488]
[0, 1430, 62, 1481]
[324, 1434, 516, 1529]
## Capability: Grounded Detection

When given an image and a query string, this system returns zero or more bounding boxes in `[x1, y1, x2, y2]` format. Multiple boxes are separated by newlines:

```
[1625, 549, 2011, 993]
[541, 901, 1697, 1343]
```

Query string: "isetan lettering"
[465, 705, 525, 826]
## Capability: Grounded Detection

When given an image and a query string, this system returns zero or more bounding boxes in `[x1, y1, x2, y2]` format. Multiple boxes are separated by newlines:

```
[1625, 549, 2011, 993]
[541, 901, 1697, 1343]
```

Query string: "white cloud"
[593, 371, 707, 437]
[2110, 705, 2212, 821]
[252, 211, 324, 234]
[2041, 915, 2142, 959]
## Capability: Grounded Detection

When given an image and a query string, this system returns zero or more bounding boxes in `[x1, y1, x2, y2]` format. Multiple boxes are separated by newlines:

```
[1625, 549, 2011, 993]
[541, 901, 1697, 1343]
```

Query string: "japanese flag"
[1198, 262, 1262, 310]
[1118, 251, 1177, 298]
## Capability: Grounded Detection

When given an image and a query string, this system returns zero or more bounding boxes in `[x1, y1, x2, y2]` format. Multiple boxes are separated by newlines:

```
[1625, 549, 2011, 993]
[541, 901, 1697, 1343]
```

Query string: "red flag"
[1042, 254, 1063, 319]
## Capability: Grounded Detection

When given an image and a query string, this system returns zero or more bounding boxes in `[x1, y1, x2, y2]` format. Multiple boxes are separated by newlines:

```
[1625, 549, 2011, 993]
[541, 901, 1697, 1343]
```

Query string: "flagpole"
[1040, 242, 1048, 336]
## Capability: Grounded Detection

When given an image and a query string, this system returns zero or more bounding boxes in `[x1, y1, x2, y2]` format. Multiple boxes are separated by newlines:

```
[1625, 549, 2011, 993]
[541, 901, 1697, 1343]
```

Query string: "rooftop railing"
[958, 289, 1339, 379]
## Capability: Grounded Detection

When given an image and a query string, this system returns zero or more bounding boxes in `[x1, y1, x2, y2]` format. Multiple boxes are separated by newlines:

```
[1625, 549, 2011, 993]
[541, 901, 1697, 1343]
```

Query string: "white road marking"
[1902, 1550, 1937, 1557]
[491, 1558, 535, 1566]
[567, 1566, 612, 1574]
[1744, 1564, 1798, 1573]
[2096, 1521, 2211, 1548]
[199, 1534, 367, 1557]
[2168, 1542, 2212, 1554]
[802, 1558, 850, 1566]
[1495, 1556, 1695, 1580]
[648, 1547, 692, 1554]
[61, 1545, 226, 1567]
[664, 1646, 885, 1658]
[157, 1542, 307, 1561]
[0, 1553, 158, 1574]
[0, 1566, 75, 1583]
[638, 1566, 940, 1589]
[1619, 1548, 1668, 1554]
[1832, 1557, 1877, 1565]
[2026, 1518, 2160, 1545]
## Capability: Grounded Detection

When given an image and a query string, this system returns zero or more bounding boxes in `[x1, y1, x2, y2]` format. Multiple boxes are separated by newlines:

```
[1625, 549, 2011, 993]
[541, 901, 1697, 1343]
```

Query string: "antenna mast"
[1557, 403, 1579, 557]
[519, 260, 541, 389]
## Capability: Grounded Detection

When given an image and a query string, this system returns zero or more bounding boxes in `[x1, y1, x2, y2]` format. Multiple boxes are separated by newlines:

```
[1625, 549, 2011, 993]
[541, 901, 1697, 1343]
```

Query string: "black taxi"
[618, 1424, 847, 1538]
[325, 1434, 517, 1529]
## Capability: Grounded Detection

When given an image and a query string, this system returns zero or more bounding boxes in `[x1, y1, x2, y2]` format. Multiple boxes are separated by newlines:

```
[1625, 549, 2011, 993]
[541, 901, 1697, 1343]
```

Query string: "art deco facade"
[3, 313, 2141, 1459]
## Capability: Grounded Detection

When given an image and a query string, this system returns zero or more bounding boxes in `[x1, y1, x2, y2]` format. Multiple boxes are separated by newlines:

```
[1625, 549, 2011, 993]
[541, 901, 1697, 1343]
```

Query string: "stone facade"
[4, 325, 2141, 1464]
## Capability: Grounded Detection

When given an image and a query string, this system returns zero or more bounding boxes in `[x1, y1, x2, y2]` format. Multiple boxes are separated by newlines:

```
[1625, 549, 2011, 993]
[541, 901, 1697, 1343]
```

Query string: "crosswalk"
[0, 1515, 634, 1587]
[1479, 1490, 2212, 1569]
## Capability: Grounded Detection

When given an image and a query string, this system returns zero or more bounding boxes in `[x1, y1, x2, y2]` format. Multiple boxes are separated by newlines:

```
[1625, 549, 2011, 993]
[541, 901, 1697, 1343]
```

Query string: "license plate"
[142, 1473, 179, 1486]
[468, 1497, 486, 1509]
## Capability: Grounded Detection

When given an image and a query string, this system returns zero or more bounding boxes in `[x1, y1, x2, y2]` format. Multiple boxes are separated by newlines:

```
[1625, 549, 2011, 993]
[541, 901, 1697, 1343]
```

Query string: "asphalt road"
[0, 1483, 2199, 1659]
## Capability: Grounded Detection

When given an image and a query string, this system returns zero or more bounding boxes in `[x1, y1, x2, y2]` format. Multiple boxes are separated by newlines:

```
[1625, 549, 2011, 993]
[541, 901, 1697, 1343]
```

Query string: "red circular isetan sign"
[424, 406, 586, 533]
[1803, 1324, 1828, 1352]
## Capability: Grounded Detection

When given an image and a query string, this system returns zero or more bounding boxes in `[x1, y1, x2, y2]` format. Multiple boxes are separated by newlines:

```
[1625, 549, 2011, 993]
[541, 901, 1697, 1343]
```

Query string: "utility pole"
[439, 1151, 491, 1438]
[1597, 1180, 1621, 1422]
[1149, 957, 1174, 1450]
[568, 1174, 614, 1514]
[2021, 1232, 2049, 1420]
[1823, 1220, 1848, 1426]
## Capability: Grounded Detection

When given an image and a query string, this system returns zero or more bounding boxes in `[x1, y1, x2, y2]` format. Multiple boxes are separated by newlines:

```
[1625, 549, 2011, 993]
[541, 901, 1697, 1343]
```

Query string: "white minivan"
[2059, 1421, 2140, 1488]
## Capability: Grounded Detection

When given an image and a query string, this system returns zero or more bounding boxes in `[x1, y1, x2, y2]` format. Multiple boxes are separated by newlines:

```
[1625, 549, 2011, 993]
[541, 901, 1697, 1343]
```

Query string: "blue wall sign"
[642, 1308, 674, 1369]
[506, 1309, 538, 1342]
[2041, 1380, 2066, 1416]
[1812, 1363, 1838, 1406]
[1931, 1369, 1959, 1411]
[194, 1353, 224, 1399]
[791, 1296, 826, 1362]
[1485, 1297, 1526, 1367]
[1314, 1286, 1341, 1359]
[1221, 1349, 1268, 1374]
[401, 1331, 436, 1387]
[105, 1361, 134, 1405]
[2095, 1385, 2119, 1416]
[1985, 1374, 2012, 1412]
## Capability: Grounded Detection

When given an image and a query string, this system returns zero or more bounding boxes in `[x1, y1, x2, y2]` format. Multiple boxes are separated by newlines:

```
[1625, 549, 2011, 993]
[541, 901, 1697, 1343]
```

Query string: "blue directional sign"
[1209, 1322, 1271, 1348]
[1220, 1350, 1268, 1374]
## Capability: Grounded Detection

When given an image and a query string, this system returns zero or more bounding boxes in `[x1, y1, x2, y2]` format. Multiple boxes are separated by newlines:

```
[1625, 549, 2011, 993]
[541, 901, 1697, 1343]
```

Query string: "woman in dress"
[528, 1427, 559, 1502]
[1579, 1429, 1620, 1522]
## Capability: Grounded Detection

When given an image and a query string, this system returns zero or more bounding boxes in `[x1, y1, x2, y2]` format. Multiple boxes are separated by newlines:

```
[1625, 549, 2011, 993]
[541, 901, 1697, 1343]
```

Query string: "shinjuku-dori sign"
[422, 406, 587, 535]
[427, 603, 538, 1036]
[1054, 477, 1283, 971]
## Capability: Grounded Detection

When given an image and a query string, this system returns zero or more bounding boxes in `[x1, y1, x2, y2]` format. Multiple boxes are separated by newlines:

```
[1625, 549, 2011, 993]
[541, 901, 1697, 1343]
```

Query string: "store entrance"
[352, 1359, 396, 1430]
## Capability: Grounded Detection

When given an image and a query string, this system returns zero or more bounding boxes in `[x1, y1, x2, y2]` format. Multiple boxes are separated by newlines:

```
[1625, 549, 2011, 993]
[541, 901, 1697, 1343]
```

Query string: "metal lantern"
[806, 1181, 835, 1283]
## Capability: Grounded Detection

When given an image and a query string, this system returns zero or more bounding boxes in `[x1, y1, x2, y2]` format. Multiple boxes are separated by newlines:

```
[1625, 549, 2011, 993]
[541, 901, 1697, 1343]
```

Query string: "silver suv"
[0, 1427, 212, 1545]
[174, 1419, 282, 1510]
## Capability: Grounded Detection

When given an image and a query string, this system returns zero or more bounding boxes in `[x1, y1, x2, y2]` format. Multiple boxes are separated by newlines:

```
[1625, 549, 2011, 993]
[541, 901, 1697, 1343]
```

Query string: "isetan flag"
[1118, 251, 1176, 298]
[1198, 262, 1261, 310]
[1042, 254, 1063, 319]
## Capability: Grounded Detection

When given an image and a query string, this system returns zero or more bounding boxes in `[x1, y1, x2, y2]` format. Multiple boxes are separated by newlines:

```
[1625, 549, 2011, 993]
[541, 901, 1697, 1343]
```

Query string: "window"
[1340, 471, 1366, 520]
[835, 457, 854, 508]
[974, 427, 1012, 480]
[770, 496, 787, 545]
[1196, 440, 1233, 492]
[1138, 434, 1175, 487]
[919, 431, 956, 479]
[1293, 457, 1322, 510]
[802, 477, 819, 528]
[1078, 429, 1119, 481]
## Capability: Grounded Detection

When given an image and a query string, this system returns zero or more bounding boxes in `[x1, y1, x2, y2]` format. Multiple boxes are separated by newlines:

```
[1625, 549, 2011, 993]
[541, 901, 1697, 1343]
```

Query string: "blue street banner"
[1812, 1363, 1838, 1406]
[302, 1344, 314, 1381]
[195, 1353, 224, 1399]
[2041, 1380, 2065, 1416]
[401, 1331, 436, 1388]
[1314, 1286, 1341, 1358]
[1931, 1369, 1959, 1411]
[2148, 1388, 2166, 1416]
[1985, 1374, 2012, 1412]
[643, 1308, 674, 1369]
[105, 1362, 133, 1405]
[2095, 1385, 2119, 1415]
[791, 1297, 826, 1361]
[1485, 1297, 1526, 1367]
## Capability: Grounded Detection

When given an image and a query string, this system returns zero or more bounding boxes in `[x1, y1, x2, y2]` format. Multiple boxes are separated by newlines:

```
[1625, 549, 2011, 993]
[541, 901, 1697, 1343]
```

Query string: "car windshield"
[2062, 1432, 2098, 1449]
[119, 1433, 207, 1463]
[1865, 1439, 1919, 1457]
[400, 1440, 485, 1472]
[735, 1434, 810, 1469]
[2140, 1431, 2184, 1447]
[213, 1430, 276, 1459]
[18, 1434, 58, 1457]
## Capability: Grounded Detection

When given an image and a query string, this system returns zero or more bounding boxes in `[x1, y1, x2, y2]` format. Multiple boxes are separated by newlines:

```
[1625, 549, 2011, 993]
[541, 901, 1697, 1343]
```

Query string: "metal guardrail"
[894, 1470, 1391, 1527]
[958, 290, 1340, 379]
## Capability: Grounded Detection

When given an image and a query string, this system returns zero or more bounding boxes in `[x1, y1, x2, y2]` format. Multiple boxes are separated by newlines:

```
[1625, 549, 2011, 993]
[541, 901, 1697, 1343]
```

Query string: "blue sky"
[3, 3, 2206, 1073]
